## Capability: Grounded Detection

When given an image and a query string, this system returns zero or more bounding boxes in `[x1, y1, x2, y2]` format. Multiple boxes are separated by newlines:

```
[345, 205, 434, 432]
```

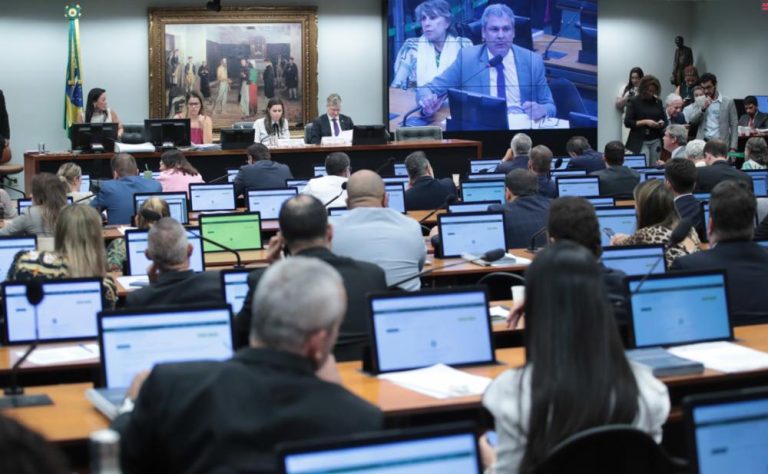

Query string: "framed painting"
[148, 7, 318, 131]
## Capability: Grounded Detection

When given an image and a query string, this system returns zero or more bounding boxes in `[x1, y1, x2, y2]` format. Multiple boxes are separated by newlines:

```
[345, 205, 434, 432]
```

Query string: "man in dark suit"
[308, 93, 354, 144]
[235, 195, 388, 361]
[90, 153, 163, 225]
[590, 140, 640, 199]
[125, 217, 223, 309]
[694, 139, 752, 193]
[528, 145, 556, 199]
[739, 95, 768, 131]
[671, 181, 768, 325]
[115, 257, 383, 473]
[233, 143, 293, 196]
[403, 151, 456, 210]
[565, 136, 605, 173]
[494, 133, 531, 174]
[489, 169, 550, 249]
[665, 157, 706, 241]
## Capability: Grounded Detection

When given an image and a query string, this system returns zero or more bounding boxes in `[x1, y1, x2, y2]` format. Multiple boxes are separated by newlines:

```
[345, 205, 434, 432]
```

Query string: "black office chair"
[477, 272, 525, 300]
[530, 425, 687, 474]
[549, 77, 588, 121]
[121, 124, 145, 144]
[304, 123, 314, 144]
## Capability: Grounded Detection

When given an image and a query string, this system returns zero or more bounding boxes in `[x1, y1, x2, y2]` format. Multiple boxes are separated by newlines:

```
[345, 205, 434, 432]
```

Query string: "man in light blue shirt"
[688, 72, 738, 151]
[331, 170, 426, 290]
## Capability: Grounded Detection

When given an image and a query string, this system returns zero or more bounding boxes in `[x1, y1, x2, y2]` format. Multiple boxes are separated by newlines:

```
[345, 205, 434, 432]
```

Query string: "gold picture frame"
[148, 6, 318, 131]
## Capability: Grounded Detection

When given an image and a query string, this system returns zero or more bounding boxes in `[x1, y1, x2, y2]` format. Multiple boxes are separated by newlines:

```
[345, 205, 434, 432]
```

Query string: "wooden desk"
[388, 87, 450, 131]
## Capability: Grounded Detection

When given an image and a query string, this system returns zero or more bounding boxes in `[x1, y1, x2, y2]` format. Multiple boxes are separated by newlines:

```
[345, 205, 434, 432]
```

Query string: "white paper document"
[462, 252, 532, 267]
[20, 343, 99, 366]
[667, 341, 768, 373]
[489, 305, 509, 321]
[114, 142, 155, 153]
[379, 363, 492, 399]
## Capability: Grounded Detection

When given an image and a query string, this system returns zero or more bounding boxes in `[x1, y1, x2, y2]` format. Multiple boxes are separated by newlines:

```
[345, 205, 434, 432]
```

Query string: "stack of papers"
[667, 341, 768, 373]
[379, 364, 491, 399]
[19, 344, 99, 366]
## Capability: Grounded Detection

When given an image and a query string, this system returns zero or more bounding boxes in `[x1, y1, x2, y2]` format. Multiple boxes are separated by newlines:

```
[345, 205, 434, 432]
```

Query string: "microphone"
[74, 192, 96, 203]
[374, 157, 396, 175]
[323, 182, 348, 207]
[207, 173, 232, 184]
[419, 194, 457, 224]
[527, 226, 548, 253]
[553, 157, 564, 170]
[629, 218, 693, 295]
[272, 122, 280, 136]
[387, 248, 506, 289]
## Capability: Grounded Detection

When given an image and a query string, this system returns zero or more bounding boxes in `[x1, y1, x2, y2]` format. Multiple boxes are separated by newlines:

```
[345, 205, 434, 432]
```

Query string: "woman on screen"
[253, 98, 290, 145]
[479, 241, 670, 473]
[173, 91, 213, 144]
[106, 197, 170, 273]
[78, 87, 124, 139]
[390, 0, 472, 89]
[0, 173, 66, 238]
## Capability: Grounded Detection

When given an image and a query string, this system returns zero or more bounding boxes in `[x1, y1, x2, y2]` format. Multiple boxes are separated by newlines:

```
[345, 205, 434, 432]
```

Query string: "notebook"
[601, 244, 666, 276]
[189, 183, 236, 212]
[437, 212, 506, 258]
[556, 176, 600, 197]
[0, 235, 36, 280]
[199, 212, 262, 252]
[385, 183, 406, 213]
[469, 159, 501, 173]
[327, 207, 351, 217]
[460, 179, 505, 204]
[246, 188, 297, 219]
[639, 171, 666, 183]
[220, 269, 251, 315]
[368, 287, 495, 373]
[381, 176, 410, 187]
[227, 168, 240, 183]
[87, 306, 234, 419]
[133, 191, 189, 225]
[744, 170, 768, 196]
[552, 156, 571, 169]
[595, 206, 637, 246]
[17, 197, 74, 217]
[124, 227, 204, 276]
[448, 201, 497, 213]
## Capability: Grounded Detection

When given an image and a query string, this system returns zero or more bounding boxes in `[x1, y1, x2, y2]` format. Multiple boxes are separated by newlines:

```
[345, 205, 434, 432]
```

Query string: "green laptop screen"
[200, 213, 262, 252]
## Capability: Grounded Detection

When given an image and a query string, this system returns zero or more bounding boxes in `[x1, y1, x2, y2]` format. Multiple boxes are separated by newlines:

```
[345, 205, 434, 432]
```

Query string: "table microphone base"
[0, 392, 53, 409]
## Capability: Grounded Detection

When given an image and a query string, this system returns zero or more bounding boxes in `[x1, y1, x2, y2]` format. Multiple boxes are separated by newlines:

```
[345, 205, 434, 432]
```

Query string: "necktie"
[333, 118, 340, 136]
[494, 61, 506, 103]
[749, 117, 754, 128]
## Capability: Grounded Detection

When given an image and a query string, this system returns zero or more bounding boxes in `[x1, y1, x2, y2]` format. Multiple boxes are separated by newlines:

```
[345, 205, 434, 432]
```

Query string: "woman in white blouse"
[253, 98, 290, 145]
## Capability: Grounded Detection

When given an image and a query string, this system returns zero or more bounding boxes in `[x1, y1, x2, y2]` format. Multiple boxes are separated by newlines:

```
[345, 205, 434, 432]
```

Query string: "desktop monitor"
[124, 227, 204, 276]
[368, 287, 495, 373]
[624, 270, 732, 348]
[446, 88, 509, 132]
[246, 188, 298, 220]
[2, 278, 104, 344]
[385, 183, 406, 213]
[556, 176, 600, 197]
[133, 191, 189, 225]
[448, 201, 497, 213]
[144, 118, 191, 148]
[601, 245, 666, 276]
[467, 173, 506, 181]
[313, 165, 327, 177]
[437, 211, 507, 258]
[70, 123, 118, 152]
[394, 163, 407, 176]
[199, 212, 262, 252]
[550, 169, 587, 178]
[469, 159, 501, 174]
[189, 183, 236, 212]
[220, 269, 251, 315]
[585, 196, 616, 208]
[623, 155, 648, 169]
[286, 179, 309, 193]
[80, 174, 91, 193]
[595, 206, 637, 246]
[220, 127, 255, 150]
[460, 179, 505, 204]
[227, 168, 240, 183]
[352, 125, 388, 145]
[0, 236, 36, 281]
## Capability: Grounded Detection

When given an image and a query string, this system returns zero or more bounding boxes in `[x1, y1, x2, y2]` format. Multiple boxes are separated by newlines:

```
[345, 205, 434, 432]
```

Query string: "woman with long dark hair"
[78, 87, 123, 139]
[616, 67, 644, 144]
[173, 91, 213, 144]
[480, 241, 670, 473]
[253, 98, 290, 144]
[155, 149, 204, 195]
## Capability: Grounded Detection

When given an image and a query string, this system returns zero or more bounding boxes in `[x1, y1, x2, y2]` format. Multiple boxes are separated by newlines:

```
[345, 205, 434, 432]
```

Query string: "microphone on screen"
[629, 218, 693, 295]
[386, 248, 507, 290]
[418, 194, 457, 224]
[323, 182, 348, 207]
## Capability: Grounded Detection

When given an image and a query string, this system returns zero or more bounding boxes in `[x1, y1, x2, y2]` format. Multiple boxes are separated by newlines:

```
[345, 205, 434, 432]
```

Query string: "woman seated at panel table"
[0, 173, 67, 240]
[479, 241, 670, 473]
[155, 149, 204, 195]
[106, 197, 170, 274]
[77, 87, 124, 140]
[173, 91, 213, 145]
[253, 98, 290, 145]
[57, 162, 93, 203]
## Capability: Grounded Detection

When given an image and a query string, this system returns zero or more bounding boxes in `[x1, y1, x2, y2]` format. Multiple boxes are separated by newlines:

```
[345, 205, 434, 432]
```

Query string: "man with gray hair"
[663, 123, 688, 160]
[403, 150, 456, 210]
[124, 217, 223, 309]
[116, 257, 383, 473]
[303, 152, 351, 207]
[685, 138, 707, 167]
[494, 132, 532, 174]
[308, 93, 354, 144]
[665, 93, 686, 125]
[488, 169, 551, 248]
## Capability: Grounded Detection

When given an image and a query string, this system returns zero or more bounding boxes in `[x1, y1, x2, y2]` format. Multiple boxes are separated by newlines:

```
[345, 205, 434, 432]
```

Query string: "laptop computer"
[381, 176, 410, 187]
[639, 171, 666, 183]
[755, 239, 768, 249]
[624, 270, 733, 348]
[550, 169, 587, 178]
[2, 278, 104, 344]
[227, 168, 240, 183]
[246, 187, 297, 220]
[124, 227, 204, 277]
[199, 212, 262, 252]
[385, 183, 406, 213]
[394, 163, 407, 176]
[279, 423, 482, 474]
[467, 172, 506, 181]
[87, 305, 234, 419]
[743, 170, 768, 196]
[367, 287, 496, 373]
[286, 179, 309, 193]
[601, 244, 666, 276]
[189, 183, 236, 212]
[220, 269, 251, 315]
[469, 159, 501, 174]
[313, 165, 327, 177]
[17, 197, 74, 216]
[595, 206, 637, 246]
[683, 387, 768, 474]
[437, 211, 507, 258]
[623, 155, 647, 169]
[460, 179, 505, 204]
[556, 176, 600, 197]
[585, 196, 616, 208]
[327, 207, 351, 217]
[552, 156, 571, 169]
[134, 191, 189, 225]
[80, 174, 91, 193]
[448, 201, 497, 213]
[0, 235, 36, 279]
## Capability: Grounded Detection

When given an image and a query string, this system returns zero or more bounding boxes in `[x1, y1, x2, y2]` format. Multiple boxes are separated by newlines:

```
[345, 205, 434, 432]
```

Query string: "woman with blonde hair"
[57, 162, 93, 202]
[155, 149, 204, 195]
[106, 197, 170, 273]
[0, 173, 67, 238]
[7, 205, 118, 308]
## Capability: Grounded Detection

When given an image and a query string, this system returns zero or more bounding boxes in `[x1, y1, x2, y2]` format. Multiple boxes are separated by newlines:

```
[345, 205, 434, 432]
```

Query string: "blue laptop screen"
[596, 207, 637, 246]
[438, 213, 506, 258]
[624, 155, 647, 169]
[601, 246, 666, 276]
[247, 188, 297, 219]
[448, 202, 496, 213]
[461, 180, 504, 204]
[556, 177, 600, 197]
[586, 196, 615, 208]
[385, 183, 406, 213]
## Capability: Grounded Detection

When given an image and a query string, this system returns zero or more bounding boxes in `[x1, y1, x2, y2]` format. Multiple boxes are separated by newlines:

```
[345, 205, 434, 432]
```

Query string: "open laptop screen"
[286, 179, 309, 193]
[467, 173, 506, 181]
[585, 196, 616, 208]
[134, 192, 189, 225]
[246, 188, 297, 219]
[369, 287, 495, 373]
[313, 165, 327, 177]
[227, 168, 239, 183]
[394, 163, 407, 176]
[220, 269, 251, 315]
[469, 159, 501, 174]
[448, 201, 497, 213]
[744, 170, 768, 196]
[556, 176, 600, 197]
[624, 155, 647, 169]
[3, 278, 104, 344]
[550, 169, 586, 178]
[385, 183, 406, 213]
[595, 206, 636, 246]
[125, 228, 204, 276]
[18, 197, 74, 217]
[80, 174, 91, 193]
[625, 271, 732, 348]
[601, 245, 666, 276]
[189, 183, 236, 212]
[199, 212, 262, 252]
[0, 236, 36, 280]
[460, 179, 504, 204]
[438, 212, 506, 258]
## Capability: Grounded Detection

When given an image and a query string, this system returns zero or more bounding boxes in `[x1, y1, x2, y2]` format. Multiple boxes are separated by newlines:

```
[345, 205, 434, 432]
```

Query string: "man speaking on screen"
[416, 4, 556, 125]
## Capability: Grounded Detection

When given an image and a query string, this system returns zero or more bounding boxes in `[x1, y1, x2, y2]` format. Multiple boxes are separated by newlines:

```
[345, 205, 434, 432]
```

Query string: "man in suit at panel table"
[528, 145, 556, 199]
[671, 181, 768, 325]
[565, 136, 606, 174]
[233, 143, 293, 196]
[115, 258, 383, 473]
[694, 139, 751, 193]
[403, 151, 456, 210]
[307, 93, 354, 144]
[416, 4, 556, 123]
[664, 157, 706, 242]
[687, 72, 739, 152]
[494, 133, 532, 174]
[90, 153, 162, 225]
[124, 217, 223, 309]
[590, 140, 640, 200]
[489, 169, 551, 249]
[663, 123, 688, 160]
[739, 95, 768, 133]
[235, 194, 387, 361]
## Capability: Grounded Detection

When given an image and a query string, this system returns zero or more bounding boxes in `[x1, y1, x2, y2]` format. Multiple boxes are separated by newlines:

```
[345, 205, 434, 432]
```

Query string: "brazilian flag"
[64, 4, 83, 131]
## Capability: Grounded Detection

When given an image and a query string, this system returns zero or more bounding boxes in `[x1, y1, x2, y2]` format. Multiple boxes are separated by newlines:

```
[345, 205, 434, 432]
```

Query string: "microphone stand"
[186, 228, 245, 269]
[527, 226, 548, 253]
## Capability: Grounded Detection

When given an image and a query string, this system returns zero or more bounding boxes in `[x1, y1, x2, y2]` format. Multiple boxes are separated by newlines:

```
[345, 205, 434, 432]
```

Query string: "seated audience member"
[489, 169, 550, 249]
[665, 158, 706, 241]
[0, 188, 16, 221]
[694, 139, 751, 192]
[106, 197, 170, 273]
[565, 136, 605, 173]
[664, 93, 686, 124]
[738, 95, 768, 133]
[663, 124, 688, 160]
[528, 145, 556, 199]
[685, 138, 706, 167]
[235, 195, 387, 360]
[233, 143, 293, 196]
[672, 181, 768, 325]
[57, 162, 93, 203]
[7, 205, 118, 308]
[611, 179, 700, 267]
[155, 149, 204, 195]
[90, 153, 162, 225]
[124, 217, 222, 309]
[590, 140, 640, 199]
[303, 152, 350, 207]
[115, 258, 383, 474]
[307, 93, 354, 144]
[0, 414, 69, 474]
[495, 133, 532, 174]
[741, 137, 768, 170]
[403, 151, 456, 210]
[0, 173, 67, 238]
[332, 170, 426, 290]
[480, 241, 669, 473]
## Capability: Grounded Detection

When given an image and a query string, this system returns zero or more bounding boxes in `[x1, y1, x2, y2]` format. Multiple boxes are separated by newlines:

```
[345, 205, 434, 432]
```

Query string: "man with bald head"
[332, 170, 426, 290]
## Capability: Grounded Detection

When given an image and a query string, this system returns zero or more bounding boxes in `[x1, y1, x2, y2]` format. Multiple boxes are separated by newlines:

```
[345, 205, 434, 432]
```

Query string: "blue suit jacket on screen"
[91, 176, 162, 225]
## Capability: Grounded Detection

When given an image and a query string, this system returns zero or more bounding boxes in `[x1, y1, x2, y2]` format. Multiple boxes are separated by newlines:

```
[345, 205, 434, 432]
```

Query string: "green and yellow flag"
[64, 3, 83, 131]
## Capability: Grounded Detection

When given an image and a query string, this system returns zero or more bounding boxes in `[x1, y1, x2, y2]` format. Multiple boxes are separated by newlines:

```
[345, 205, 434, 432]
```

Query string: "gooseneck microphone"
[629, 218, 693, 295]
[527, 226, 548, 253]
[386, 248, 506, 289]
[323, 182, 348, 207]
[374, 157, 396, 175]
[419, 194, 458, 224]
[207, 173, 233, 184]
